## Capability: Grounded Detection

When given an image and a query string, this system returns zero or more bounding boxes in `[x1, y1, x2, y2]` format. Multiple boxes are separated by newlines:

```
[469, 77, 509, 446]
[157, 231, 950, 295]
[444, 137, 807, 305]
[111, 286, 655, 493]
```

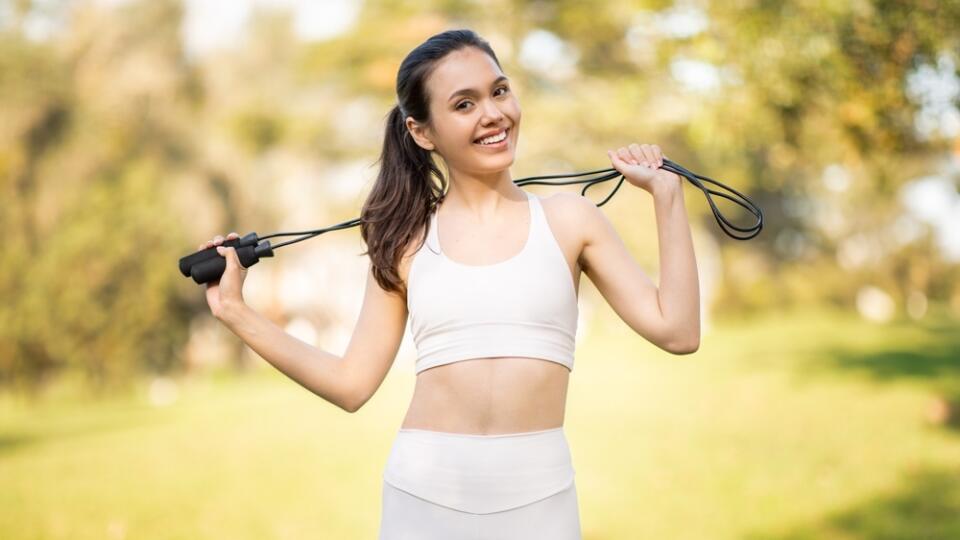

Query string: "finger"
[641, 144, 657, 165]
[627, 144, 648, 168]
[643, 144, 660, 168]
[216, 246, 236, 268]
[214, 235, 224, 245]
[607, 149, 628, 169]
[227, 232, 239, 239]
[220, 245, 247, 270]
[651, 144, 663, 167]
[635, 143, 656, 168]
[617, 147, 636, 165]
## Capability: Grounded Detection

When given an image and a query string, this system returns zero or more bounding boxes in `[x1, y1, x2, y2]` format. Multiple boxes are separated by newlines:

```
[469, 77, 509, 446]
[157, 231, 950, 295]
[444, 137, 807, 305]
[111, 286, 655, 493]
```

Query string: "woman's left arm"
[573, 143, 700, 353]
[647, 179, 701, 352]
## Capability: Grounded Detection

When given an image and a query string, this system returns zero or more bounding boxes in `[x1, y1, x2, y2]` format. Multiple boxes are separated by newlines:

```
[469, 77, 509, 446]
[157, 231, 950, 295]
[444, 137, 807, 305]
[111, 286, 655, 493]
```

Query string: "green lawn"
[2, 306, 959, 539]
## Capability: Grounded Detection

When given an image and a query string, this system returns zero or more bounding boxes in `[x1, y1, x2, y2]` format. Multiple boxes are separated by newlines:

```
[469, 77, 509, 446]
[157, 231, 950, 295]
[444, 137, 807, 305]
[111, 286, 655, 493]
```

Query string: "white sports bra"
[406, 190, 579, 375]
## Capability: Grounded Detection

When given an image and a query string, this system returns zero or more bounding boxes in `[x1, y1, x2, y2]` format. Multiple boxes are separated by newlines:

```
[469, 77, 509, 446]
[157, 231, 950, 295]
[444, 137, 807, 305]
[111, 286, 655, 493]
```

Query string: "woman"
[201, 28, 700, 540]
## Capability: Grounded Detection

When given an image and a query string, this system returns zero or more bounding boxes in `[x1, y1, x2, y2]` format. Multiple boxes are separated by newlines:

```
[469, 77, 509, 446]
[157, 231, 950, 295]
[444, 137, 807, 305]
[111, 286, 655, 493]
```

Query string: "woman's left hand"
[607, 143, 682, 195]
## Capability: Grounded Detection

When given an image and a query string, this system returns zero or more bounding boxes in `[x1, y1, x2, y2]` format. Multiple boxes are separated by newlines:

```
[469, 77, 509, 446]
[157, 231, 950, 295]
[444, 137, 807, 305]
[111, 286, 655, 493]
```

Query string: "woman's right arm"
[218, 302, 354, 412]
[201, 232, 353, 412]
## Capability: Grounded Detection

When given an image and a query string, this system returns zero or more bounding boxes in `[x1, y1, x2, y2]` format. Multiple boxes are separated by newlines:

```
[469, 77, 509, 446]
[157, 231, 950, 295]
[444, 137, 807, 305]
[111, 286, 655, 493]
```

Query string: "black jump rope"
[178, 159, 764, 285]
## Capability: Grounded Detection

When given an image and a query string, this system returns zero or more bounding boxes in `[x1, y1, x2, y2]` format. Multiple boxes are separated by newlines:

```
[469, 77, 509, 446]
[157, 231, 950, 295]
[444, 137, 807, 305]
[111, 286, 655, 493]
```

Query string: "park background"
[2, 0, 959, 538]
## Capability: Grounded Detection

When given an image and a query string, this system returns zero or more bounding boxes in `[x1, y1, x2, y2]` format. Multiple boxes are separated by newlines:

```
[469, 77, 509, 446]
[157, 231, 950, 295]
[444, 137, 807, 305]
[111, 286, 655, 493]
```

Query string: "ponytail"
[360, 104, 445, 297]
[360, 29, 501, 297]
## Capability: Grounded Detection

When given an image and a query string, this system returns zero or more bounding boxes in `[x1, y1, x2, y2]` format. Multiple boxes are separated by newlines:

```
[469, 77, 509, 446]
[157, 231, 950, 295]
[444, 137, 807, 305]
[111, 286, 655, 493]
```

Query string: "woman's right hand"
[198, 231, 246, 320]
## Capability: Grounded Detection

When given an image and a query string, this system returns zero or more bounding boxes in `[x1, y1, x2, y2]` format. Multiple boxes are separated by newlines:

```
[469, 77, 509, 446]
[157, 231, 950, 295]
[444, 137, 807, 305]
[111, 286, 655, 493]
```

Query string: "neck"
[442, 168, 524, 221]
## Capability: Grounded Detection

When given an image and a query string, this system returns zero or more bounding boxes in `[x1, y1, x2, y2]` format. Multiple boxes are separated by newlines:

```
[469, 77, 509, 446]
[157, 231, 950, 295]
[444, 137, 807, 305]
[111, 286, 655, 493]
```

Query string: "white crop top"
[406, 190, 579, 374]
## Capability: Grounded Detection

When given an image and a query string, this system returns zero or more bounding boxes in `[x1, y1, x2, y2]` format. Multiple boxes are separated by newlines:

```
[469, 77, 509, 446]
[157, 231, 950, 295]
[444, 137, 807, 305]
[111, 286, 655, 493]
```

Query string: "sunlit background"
[2, 0, 959, 538]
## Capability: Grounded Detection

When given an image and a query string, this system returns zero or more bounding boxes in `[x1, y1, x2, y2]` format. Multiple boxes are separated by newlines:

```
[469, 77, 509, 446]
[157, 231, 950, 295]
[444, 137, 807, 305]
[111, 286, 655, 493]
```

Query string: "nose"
[479, 99, 505, 124]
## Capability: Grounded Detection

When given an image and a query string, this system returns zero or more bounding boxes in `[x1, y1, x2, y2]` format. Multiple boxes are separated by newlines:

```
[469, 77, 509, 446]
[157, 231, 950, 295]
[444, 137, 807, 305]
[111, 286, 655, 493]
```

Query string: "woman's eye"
[456, 87, 510, 110]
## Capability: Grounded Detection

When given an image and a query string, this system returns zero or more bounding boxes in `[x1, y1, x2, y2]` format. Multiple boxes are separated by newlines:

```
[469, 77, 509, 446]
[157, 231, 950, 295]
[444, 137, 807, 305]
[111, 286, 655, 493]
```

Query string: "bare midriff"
[399, 356, 570, 435]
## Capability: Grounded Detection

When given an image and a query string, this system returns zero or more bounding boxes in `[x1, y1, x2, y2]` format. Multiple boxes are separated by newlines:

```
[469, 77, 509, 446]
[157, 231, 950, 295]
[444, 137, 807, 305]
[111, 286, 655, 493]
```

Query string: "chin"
[461, 158, 515, 177]
[479, 154, 516, 171]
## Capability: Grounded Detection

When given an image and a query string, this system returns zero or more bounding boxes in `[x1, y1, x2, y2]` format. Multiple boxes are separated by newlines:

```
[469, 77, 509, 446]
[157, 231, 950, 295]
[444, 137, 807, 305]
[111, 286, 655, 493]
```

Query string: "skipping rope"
[178, 159, 763, 285]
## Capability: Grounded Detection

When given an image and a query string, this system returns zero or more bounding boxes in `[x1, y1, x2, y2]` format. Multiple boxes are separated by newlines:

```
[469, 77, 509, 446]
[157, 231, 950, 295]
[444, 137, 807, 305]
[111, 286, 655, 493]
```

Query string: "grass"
[1, 305, 959, 539]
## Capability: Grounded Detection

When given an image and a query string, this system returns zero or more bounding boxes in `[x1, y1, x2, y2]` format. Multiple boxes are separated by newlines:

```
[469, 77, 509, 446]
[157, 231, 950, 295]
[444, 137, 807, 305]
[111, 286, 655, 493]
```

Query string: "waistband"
[383, 426, 575, 514]
[397, 426, 564, 439]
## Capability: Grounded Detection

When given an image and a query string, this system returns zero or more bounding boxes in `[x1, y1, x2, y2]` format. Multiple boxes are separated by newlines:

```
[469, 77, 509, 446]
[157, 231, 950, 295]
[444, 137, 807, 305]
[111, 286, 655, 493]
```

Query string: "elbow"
[338, 376, 365, 414]
[342, 398, 360, 414]
[661, 317, 701, 354]
[663, 332, 700, 355]
[342, 391, 366, 413]
[672, 339, 700, 355]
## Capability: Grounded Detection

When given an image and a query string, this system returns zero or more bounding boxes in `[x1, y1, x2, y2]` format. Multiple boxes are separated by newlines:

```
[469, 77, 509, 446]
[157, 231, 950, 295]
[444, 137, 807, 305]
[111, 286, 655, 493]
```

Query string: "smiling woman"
[199, 25, 700, 540]
[350, 28, 590, 539]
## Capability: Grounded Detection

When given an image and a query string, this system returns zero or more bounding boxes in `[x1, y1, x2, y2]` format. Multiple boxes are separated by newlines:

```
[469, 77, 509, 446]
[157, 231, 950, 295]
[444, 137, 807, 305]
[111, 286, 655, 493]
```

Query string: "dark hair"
[360, 29, 503, 297]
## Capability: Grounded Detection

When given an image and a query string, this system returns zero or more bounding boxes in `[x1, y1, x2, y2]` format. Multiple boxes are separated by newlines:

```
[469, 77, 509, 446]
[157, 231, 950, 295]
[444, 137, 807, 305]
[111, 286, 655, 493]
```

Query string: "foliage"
[1, 0, 958, 389]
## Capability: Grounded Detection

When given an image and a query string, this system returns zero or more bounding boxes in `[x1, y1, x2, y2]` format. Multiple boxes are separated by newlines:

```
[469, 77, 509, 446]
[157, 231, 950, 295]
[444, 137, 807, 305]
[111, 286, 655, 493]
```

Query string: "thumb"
[216, 246, 241, 269]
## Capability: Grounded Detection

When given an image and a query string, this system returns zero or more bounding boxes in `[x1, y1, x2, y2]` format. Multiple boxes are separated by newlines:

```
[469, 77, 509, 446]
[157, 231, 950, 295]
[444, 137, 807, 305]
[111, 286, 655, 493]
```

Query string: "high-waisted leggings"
[378, 426, 582, 540]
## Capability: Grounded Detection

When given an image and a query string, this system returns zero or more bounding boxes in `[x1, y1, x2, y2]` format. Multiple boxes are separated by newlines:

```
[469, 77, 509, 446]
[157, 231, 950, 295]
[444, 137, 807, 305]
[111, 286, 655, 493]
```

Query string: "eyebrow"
[448, 76, 510, 102]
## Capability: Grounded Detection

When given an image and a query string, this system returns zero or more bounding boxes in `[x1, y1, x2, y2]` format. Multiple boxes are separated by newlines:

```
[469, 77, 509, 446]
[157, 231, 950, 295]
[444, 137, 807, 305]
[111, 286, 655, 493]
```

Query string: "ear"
[405, 117, 436, 152]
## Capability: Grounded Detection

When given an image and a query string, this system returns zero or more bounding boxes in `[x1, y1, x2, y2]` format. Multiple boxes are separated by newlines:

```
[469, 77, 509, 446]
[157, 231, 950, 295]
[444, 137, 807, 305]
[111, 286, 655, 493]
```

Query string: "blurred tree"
[0, 0, 204, 394]
[655, 0, 960, 312]
[2, 0, 958, 394]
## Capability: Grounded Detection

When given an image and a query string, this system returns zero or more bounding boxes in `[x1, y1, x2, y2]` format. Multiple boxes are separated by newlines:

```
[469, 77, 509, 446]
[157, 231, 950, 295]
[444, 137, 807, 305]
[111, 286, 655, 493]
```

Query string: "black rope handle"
[179, 159, 763, 284]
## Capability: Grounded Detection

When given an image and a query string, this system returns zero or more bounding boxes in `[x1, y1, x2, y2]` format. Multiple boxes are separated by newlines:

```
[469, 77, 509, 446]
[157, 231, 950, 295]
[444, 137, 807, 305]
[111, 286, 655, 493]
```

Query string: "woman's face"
[408, 47, 521, 176]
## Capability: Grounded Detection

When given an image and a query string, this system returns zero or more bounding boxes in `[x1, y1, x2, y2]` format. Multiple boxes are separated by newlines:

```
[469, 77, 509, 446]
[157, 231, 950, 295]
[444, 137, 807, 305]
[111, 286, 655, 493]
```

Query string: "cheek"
[509, 102, 521, 126]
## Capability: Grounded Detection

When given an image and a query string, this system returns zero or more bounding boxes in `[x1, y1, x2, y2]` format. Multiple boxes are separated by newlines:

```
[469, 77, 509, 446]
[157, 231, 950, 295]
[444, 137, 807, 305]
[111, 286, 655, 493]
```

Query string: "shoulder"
[539, 191, 603, 231]
[537, 191, 607, 270]
[542, 191, 623, 272]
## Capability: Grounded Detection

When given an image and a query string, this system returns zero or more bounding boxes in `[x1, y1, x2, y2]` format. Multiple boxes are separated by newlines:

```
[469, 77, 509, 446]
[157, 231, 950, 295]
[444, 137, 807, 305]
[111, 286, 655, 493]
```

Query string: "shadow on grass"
[799, 316, 960, 432]
[746, 465, 960, 540]
[820, 344, 960, 384]
[0, 412, 175, 457]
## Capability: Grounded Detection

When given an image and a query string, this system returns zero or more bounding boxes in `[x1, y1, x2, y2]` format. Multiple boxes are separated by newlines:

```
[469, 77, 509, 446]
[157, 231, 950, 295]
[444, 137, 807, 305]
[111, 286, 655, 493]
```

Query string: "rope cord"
[261, 159, 763, 249]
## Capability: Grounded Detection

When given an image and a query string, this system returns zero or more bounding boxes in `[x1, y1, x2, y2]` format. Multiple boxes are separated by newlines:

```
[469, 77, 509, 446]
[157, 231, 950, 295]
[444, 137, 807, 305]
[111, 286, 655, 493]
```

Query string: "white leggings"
[378, 427, 582, 539]
[379, 477, 581, 539]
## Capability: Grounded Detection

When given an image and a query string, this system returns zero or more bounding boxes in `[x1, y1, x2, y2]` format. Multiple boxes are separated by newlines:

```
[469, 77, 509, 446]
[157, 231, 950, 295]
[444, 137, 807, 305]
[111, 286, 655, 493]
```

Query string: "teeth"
[477, 129, 507, 145]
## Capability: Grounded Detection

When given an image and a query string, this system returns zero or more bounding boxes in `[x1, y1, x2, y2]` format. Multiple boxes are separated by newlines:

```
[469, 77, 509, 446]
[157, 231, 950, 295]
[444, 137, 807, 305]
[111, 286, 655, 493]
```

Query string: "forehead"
[427, 47, 503, 98]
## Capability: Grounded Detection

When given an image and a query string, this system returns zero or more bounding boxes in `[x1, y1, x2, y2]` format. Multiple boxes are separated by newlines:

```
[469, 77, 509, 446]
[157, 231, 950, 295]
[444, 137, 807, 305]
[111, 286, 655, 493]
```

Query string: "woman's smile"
[473, 127, 511, 151]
